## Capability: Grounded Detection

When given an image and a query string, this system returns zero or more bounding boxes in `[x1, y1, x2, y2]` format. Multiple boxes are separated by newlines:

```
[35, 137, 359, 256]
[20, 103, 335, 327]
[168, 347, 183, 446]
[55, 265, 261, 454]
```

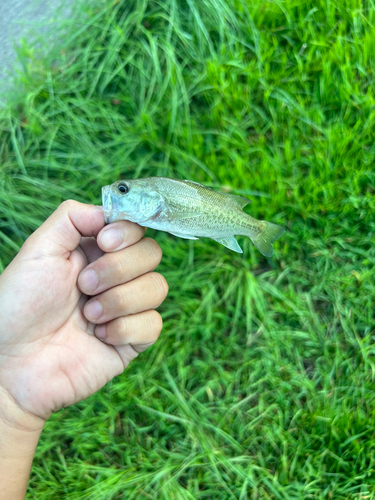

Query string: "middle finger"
[78, 237, 162, 295]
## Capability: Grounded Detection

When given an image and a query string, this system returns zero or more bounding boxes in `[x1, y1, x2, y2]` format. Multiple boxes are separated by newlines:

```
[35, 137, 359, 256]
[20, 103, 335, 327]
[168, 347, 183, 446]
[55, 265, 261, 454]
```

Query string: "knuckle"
[20, 234, 33, 253]
[149, 272, 169, 300]
[149, 311, 163, 338]
[111, 250, 128, 276]
[112, 284, 127, 307]
[105, 316, 130, 344]
[59, 199, 79, 212]
[138, 311, 163, 347]
[118, 316, 130, 337]
[142, 238, 163, 265]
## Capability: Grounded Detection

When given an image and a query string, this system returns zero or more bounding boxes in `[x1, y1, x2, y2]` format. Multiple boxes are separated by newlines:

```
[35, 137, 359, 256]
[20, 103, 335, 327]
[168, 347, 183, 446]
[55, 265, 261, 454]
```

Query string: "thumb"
[22, 200, 105, 258]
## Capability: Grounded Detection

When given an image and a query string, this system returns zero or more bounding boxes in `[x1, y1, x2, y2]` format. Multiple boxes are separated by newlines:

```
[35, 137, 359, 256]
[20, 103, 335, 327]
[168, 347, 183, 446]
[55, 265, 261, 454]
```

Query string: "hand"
[0, 200, 168, 427]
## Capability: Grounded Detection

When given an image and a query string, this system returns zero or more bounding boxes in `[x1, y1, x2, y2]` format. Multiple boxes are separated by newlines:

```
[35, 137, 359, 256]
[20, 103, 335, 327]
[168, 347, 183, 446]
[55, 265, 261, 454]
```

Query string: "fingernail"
[95, 324, 106, 340]
[85, 300, 102, 320]
[79, 269, 99, 293]
[101, 228, 123, 250]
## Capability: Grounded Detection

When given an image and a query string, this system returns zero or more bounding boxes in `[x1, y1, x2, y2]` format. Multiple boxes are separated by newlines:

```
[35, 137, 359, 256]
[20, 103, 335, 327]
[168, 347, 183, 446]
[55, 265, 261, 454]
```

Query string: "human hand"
[0, 201, 168, 428]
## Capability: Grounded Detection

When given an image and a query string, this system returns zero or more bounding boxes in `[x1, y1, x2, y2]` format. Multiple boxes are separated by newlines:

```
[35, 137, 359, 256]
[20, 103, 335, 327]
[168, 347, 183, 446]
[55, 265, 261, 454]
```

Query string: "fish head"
[102, 179, 164, 224]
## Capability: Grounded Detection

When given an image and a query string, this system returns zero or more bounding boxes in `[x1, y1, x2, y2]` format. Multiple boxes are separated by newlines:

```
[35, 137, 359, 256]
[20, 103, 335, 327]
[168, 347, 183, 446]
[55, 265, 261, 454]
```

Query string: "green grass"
[1, 0, 375, 497]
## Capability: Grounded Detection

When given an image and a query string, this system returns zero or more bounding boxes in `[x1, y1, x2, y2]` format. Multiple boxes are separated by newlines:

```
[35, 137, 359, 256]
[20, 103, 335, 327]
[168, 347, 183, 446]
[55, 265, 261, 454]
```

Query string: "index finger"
[97, 221, 147, 253]
[79, 220, 147, 266]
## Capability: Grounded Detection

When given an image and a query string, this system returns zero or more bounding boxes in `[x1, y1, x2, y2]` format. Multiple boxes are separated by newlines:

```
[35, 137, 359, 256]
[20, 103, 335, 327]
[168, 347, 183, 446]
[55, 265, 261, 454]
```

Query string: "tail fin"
[251, 221, 285, 257]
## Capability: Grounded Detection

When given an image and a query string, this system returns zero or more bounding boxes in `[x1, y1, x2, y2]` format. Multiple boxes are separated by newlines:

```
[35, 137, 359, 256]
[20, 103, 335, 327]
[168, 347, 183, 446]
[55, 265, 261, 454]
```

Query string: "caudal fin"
[251, 221, 285, 257]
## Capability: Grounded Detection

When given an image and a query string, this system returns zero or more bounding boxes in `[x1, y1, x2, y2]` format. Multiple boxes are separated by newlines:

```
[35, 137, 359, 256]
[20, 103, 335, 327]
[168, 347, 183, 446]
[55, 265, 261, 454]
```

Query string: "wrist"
[0, 385, 45, 435]
[0, 386, 45, 500]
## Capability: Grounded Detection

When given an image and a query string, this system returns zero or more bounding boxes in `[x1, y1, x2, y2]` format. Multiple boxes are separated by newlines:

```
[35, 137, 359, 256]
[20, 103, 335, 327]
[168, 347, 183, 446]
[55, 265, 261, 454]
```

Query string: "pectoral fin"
[169, 231, 199, 240]
[213, 236, 243, 253]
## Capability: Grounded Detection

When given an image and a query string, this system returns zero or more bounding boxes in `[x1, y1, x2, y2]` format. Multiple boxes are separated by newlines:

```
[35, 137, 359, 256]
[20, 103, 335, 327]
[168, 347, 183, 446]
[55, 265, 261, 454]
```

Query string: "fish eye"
[118, 183, 129, 194]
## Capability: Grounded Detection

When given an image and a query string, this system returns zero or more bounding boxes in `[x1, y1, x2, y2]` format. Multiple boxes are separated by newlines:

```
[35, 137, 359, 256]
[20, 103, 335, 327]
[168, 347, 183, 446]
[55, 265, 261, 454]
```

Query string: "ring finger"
[83, 272, 168, 324]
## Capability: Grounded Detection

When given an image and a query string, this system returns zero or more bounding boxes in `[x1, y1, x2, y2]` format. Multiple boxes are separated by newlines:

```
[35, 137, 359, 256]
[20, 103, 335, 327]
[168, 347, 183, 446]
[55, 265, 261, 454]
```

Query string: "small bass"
[102, 177, 285, 256]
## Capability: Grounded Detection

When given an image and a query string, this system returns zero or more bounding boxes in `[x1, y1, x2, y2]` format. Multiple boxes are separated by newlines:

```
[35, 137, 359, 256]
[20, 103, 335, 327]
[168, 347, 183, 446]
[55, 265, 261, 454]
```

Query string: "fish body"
[102, 177, 285, 256]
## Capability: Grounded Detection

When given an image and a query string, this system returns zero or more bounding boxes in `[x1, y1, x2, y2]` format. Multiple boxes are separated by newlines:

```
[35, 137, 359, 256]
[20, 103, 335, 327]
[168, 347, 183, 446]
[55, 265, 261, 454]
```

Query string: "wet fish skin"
[102, 177, 285, 256]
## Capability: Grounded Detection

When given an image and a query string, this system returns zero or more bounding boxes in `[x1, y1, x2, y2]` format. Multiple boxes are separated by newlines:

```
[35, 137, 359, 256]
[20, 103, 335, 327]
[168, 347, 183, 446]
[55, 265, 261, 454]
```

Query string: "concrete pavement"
[0, 0, 76, 103]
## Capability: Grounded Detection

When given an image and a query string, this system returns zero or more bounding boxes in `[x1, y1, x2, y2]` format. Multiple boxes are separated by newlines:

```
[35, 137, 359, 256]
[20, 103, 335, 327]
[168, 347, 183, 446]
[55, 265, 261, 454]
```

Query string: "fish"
[101, 177, 285, 257]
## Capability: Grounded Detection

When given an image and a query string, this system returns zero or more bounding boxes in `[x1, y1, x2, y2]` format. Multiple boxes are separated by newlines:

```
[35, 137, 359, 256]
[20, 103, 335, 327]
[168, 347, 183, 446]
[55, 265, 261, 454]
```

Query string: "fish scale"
[145, 179, 259, 237]
[102, 177, 285, 257]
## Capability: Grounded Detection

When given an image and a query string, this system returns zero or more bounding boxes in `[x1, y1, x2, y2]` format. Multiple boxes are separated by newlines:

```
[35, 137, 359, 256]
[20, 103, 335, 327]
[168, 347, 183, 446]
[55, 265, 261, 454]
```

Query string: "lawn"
[0, 0, 375, 498]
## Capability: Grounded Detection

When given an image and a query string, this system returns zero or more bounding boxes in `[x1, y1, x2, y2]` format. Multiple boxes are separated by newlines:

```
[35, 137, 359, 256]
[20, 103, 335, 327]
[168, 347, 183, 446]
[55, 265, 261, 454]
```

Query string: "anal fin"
[213, 236, 243, 253]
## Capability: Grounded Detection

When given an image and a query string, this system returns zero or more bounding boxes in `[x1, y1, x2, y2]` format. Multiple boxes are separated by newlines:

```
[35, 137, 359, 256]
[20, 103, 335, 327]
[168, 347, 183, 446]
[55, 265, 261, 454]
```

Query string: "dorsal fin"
[183, 180, 205, 186]
[226, 193, 252, 208]
[183, 180, 251, 208]
[183, 180, 213, 190]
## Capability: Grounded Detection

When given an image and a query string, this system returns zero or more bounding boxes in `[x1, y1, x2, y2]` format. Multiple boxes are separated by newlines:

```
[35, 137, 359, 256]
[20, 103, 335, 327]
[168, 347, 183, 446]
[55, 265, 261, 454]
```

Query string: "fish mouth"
[102, 184, 134, 224]
[102, 185, 115, 224]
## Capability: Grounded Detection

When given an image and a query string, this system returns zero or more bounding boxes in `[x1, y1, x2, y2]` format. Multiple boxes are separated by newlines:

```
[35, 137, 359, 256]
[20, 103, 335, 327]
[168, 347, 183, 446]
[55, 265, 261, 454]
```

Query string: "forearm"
[0, 386, 44, 500]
